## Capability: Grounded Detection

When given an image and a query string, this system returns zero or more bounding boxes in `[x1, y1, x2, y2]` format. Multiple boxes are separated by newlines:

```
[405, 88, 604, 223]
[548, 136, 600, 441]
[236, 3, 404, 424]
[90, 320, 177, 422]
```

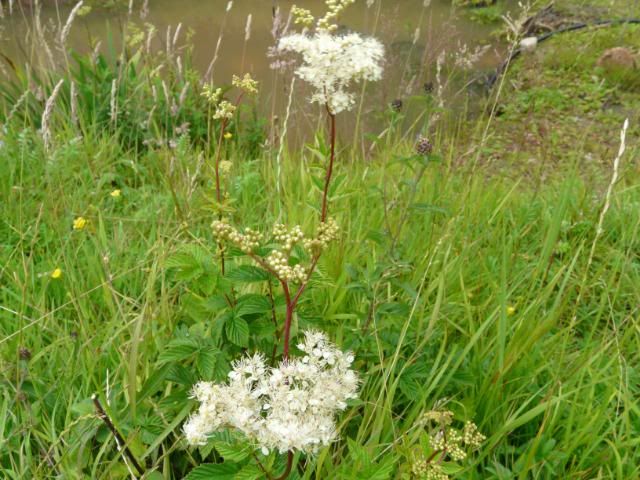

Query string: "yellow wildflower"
[73, 216, 87, 230]
[224, 132, 233, 140]
[51, 268, 63, 279]
[110, 189, 121, 198]
[506, 306, 516, 316]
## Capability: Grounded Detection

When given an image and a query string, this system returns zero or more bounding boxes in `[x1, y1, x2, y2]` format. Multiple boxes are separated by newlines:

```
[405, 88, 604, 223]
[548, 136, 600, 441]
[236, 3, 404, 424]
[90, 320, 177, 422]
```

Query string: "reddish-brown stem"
[281, 282, 292, 360]
[214, 118, 228, 274]
[280, 106, 336, 364]
[291, 256, 319, 306]
[321, 110, 337, 223]
[214, 119, 226, 203]
[213, 93, 245, 276]
[273, 451, 294, 480]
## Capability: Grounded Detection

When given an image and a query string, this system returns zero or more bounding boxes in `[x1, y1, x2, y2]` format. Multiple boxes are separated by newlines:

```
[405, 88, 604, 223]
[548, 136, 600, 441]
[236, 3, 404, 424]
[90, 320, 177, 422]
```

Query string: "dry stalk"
[41, 79, 64, 151]
[59, 1, 84, 47]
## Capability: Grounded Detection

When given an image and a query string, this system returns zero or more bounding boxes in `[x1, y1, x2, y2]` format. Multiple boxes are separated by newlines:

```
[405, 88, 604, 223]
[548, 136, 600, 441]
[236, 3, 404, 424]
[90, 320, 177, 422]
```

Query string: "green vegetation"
[1, 1, 639, 479]
[482, 21, 640, 179]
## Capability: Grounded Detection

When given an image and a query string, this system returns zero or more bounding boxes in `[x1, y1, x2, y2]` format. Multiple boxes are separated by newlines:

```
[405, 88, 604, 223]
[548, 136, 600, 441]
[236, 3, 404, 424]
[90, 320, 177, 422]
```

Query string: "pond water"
[1, 0, 516, 140]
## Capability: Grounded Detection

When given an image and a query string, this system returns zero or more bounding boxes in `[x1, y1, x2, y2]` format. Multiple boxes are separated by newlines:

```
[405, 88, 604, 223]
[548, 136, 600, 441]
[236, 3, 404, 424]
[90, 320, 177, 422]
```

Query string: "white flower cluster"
[277, 32, 384, 114]
[184, 331, 359, 454]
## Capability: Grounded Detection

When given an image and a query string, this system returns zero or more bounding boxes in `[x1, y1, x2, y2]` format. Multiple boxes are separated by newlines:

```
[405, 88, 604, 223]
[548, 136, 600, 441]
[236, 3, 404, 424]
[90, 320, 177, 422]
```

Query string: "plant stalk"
[92, 395, 145, 478]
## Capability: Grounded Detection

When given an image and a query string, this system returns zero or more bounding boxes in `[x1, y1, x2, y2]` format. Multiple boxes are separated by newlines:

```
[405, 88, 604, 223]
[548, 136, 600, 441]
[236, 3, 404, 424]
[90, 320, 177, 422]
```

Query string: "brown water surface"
[1, 1, 514, 140]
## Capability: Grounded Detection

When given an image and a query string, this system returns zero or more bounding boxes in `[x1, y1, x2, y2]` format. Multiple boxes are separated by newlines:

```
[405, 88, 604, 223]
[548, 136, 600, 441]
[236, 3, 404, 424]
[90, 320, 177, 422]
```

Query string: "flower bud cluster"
[213, 100, 236, 120]
[417, 408, 485, 471]
[201, 84, 222, 105]
[446, 429, 466, 461]
[463, 421, 486, 448]
[212, 220, 263, 253]
[266, 250, 307, 282]
[184, 330, 359, 455]
[272, 223, 305, 252]
[420, 409, 454, 426]
[292, 5, 314, 27]
[429, 423, 482, 458]
[232, 73, 259, 94]
[213, 220, 339, 282]
[219, 160, 233, 174]
[303, 218, 339, 255]
[318, 0, 356, 32]
[412, 460, 448, 480]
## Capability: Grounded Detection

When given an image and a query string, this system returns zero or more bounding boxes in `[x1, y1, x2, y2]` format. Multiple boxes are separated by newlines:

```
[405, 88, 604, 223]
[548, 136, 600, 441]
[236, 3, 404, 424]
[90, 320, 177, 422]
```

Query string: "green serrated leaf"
[182, 293, 212, 322]
[226, 315, 250, 347]
[203, 294, 229, 312]
[227, 265, 270, 283]
[236, 294, 272, 317]
[165, 251, 197, 270]
[214, 441, 252, 463]
[234, 463, 262, 480]
[166, 252, 204, 282]
[196, 346, 219, 378]
[158, 337, 200, 363]
[183, 463, 241, 480]
[166, 364, 198, 386]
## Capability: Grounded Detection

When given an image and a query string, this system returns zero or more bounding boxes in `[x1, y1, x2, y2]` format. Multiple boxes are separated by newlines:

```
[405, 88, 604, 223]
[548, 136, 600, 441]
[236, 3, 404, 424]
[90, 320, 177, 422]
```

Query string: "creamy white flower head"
[183, 331, 358, 454]
[213, 100, 236, 120]
[277, 32, 384, 114]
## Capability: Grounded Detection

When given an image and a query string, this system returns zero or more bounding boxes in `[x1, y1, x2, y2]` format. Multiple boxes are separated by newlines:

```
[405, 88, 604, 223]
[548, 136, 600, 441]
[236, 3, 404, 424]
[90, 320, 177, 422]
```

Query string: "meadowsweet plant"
[184, 331, 358, 454]
[201, 73, 258, 273]
[405, 408, 486, 480]
[182, 1, 384, 478]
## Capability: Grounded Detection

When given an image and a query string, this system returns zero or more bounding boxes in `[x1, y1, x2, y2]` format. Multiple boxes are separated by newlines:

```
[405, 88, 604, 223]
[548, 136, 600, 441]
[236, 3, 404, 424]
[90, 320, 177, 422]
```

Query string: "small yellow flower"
[224, 132, 233, 140]
[110, 189, 121, 198]
[51, 268, 63, 279]
[73, 216, 87, 230]
[506, 306, 516, 316]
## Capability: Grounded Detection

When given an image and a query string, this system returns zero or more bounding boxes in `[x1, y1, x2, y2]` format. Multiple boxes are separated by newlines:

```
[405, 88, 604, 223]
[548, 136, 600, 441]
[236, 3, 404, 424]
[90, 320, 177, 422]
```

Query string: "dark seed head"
[415, 136, 433, 156]
[423, 81, 434, 94]
[391, 99, 403, 112]
[19, 347, 31, 361]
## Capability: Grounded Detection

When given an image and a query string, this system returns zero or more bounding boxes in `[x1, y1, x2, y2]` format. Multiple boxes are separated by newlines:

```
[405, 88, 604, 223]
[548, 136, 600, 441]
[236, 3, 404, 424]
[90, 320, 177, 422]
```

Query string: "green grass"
[2, 119, 640, 478]
[1, 2, 640, 479]
[478, 21, 640, 181]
